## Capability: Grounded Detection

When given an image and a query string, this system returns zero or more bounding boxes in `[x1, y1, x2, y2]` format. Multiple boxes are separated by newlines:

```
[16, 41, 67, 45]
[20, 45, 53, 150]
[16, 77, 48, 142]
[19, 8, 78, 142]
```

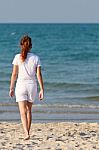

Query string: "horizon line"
[0, 22, 99, 24]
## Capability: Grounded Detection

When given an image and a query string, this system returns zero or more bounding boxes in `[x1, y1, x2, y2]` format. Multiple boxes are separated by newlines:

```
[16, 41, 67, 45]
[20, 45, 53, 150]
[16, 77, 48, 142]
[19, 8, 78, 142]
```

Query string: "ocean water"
[0, 23, 99, 122]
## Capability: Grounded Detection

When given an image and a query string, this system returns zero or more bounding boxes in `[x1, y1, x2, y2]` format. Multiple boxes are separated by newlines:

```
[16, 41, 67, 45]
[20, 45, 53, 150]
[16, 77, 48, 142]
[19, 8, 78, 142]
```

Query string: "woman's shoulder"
[28, 53, 40, 59]
[13, 53, 21, 62]
[14, 53, 21, 58]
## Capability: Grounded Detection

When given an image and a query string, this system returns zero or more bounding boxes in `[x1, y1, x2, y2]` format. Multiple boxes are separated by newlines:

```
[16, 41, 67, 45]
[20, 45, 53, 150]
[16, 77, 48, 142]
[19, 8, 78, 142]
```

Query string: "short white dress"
[12, 52, 41, 103]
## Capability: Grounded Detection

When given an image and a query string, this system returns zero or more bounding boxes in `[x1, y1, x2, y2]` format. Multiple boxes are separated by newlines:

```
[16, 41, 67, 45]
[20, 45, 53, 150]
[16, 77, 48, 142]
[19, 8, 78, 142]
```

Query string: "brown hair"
[20, 35, 32, 62]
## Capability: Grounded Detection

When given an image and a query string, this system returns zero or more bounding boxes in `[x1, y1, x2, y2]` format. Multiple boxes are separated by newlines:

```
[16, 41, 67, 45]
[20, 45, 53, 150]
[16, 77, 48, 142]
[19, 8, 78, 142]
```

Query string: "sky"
[0, 0, 99, 23]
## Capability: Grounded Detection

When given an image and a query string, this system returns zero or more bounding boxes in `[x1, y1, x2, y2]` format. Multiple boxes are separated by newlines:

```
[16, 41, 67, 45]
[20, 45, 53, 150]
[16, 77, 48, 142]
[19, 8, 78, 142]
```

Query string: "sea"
[0, 23, 99, 122]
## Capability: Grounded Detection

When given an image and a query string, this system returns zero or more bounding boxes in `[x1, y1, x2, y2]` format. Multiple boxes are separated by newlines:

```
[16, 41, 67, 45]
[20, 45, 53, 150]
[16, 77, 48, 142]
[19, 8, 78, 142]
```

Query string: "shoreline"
[1, 103, 99, 123]
[0, 122, 99, 149]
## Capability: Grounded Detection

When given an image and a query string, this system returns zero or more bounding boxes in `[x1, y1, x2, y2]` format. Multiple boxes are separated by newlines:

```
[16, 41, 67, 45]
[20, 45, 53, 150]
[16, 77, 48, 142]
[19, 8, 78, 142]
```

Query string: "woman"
[9, 35, 44, 140]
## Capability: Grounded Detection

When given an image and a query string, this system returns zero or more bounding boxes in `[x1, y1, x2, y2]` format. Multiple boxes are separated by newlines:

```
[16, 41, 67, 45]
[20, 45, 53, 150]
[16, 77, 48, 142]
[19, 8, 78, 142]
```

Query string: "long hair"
[20, 35, 32, 62]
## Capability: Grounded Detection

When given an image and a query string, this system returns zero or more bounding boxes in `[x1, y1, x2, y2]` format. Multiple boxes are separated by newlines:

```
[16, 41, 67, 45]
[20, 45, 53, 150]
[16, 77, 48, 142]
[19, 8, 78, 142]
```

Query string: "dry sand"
[0, 122, 99, 150]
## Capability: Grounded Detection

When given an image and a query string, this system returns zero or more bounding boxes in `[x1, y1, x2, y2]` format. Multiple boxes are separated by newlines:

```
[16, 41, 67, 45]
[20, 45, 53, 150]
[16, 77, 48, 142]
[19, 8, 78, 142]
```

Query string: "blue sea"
[1, 23, 99, 122]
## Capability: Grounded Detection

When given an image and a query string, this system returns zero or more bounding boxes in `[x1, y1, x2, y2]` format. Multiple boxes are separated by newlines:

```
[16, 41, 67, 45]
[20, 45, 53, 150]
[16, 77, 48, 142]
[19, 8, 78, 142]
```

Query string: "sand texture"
[0, 122, 99, 150]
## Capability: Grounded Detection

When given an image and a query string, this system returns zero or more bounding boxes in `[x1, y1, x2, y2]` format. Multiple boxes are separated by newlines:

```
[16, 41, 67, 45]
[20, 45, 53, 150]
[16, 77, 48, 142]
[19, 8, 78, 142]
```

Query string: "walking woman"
[9, 35, 44, 140]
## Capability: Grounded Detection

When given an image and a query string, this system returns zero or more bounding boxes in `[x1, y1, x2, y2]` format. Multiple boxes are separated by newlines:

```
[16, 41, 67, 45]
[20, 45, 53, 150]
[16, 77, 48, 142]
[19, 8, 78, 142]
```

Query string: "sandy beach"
[0, 122, 99, 150]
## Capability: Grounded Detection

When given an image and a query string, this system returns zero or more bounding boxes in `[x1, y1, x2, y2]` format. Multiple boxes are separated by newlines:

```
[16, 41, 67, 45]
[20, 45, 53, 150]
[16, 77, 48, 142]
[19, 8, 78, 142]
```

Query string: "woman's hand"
[9, 89, 14, 97]
[39, 90, 44, 100]
[9, 65, 18, 98]
[36, 66, 44, 101]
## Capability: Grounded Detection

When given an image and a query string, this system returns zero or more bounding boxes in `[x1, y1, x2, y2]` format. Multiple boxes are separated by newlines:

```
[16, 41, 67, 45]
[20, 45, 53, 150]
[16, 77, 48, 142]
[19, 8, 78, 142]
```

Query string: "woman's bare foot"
[24, 134, 30, 140]
[24, 131, 30, 140]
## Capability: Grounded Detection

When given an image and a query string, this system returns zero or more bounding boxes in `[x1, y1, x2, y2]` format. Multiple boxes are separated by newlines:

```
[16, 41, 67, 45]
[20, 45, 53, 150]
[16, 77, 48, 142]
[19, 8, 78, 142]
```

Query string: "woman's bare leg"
[26, 101, 32, 134]
[18, 101, 30, 140]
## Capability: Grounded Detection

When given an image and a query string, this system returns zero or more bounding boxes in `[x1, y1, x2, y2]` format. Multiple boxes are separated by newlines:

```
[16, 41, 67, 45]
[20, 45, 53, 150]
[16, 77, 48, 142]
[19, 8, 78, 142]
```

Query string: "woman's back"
[12, 52, 41, 81]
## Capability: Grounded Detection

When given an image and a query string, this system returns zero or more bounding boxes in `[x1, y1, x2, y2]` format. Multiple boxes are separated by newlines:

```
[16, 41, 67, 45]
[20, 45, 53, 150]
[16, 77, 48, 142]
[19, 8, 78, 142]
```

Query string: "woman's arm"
[36, 66, 44, 100]
[9, 65, 18, 97]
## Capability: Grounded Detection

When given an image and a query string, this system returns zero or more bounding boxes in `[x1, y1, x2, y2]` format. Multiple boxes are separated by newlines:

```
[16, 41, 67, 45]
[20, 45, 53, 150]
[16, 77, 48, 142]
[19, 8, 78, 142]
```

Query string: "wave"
[1, 104, 99, 116]
[45, 82, 96, 88]
[0, 81, 88, 85]
[11, 32, 16, 35]
[0, 102, 99, 109]
[83, 96, 99, 101]
[0, 81, 97, 89]
[0, 80, 10, 83]
[45, 82, 99, 94]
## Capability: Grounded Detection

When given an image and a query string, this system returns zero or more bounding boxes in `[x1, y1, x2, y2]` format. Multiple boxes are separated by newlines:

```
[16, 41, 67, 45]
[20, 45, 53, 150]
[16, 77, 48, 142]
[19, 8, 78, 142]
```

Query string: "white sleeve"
[12, 55, 18, 65]
[37, 56, 41, 67]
